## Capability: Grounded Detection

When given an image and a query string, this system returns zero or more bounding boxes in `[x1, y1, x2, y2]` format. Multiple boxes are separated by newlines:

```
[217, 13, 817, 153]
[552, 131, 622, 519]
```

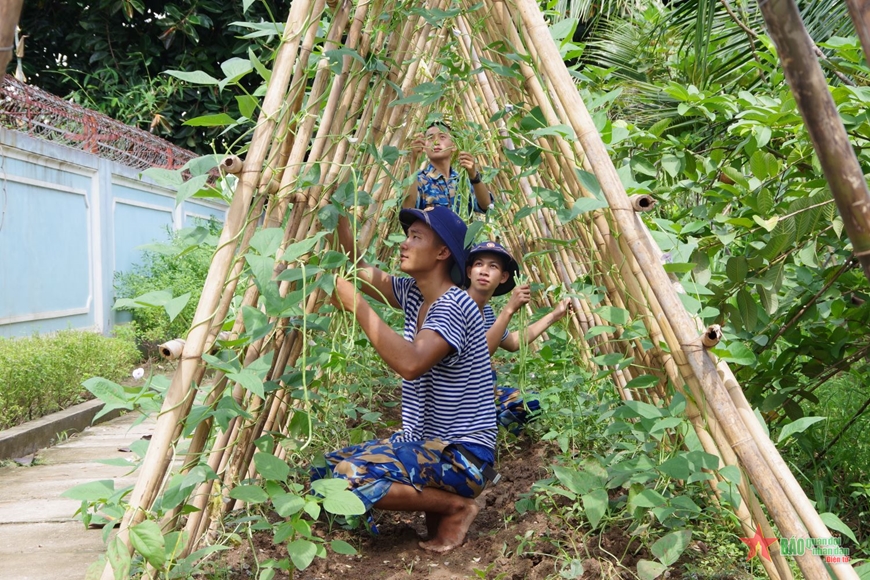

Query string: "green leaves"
[287, 539, 317, 570]
[130, 520, 165, 568]
[819, 512, 858, 545]
[183, 113, 237, 127]
[323, 491, 366, 516]
[227, 369, 265, 399]
[712, 342, 756, 366]
[165, 70, 220, 85]
[229, 485, 269, 504]
[311, 479, 365, 516]
[725, 256, 748, 284]
[83, 378, 134, 416]
[254, 452, 290, 482]
[637, 559, 667, 580]
[651, 530, 691, 566]
[62, 479, 116, 501]
[107, 536, 132, 580]
[777, 416, 826, 443]
[582, 489, 608, 529]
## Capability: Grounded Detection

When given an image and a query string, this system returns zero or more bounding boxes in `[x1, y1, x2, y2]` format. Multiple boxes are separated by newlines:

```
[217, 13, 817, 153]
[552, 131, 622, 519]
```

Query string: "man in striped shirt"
[465, 241, 571, 433]
[323, 205, 496, 552]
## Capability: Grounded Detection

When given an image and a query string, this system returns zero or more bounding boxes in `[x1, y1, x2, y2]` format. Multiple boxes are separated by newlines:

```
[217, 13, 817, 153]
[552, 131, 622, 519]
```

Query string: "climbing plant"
[66, 0, 870, 577]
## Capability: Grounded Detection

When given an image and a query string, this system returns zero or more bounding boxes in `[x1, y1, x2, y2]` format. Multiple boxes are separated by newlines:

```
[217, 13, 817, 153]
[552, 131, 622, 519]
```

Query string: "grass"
[779, 368, 870, 561]
[0, 329, 139, 430]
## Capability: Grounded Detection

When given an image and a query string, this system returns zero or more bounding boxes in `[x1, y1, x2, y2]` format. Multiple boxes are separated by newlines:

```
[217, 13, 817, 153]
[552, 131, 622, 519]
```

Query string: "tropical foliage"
[17, 0, 287, 152]
[580, 0, 870, 557]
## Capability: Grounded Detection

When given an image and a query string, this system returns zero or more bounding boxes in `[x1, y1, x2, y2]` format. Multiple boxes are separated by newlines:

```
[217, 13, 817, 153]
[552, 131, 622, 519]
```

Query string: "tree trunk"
[0, 0, 23, 74]
[758, 0, 870, 285]
[845, 0, 870, 68]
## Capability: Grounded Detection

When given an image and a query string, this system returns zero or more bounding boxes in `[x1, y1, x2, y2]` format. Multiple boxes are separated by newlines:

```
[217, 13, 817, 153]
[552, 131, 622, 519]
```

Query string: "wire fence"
[0, 74, 194, 171]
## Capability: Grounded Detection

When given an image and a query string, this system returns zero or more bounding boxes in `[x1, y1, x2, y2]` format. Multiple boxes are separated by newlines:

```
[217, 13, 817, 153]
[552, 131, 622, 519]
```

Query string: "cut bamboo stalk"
[629, 194, 656, 213]
[221, 155, 243, 175]
[158, 339, 185, 360]
[702, 325, 723, 348]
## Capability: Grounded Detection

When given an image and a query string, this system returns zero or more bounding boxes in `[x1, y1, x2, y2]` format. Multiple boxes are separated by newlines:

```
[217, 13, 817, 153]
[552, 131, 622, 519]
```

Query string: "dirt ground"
[215, 435, 652, 580]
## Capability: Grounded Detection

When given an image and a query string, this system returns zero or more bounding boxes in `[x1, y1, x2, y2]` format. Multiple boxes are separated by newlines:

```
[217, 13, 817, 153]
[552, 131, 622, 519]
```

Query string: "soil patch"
[212, 436, 630, 580]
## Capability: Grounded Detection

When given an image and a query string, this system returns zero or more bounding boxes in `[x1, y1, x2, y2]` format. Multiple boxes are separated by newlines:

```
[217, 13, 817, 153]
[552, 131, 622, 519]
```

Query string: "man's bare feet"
[418, 498, 480, 553]
[424, 512, 441, 539]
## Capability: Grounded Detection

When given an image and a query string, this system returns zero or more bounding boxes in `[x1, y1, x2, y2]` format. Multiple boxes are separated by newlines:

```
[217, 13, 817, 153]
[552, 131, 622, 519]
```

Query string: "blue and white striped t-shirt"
[391, 277, 497, 453]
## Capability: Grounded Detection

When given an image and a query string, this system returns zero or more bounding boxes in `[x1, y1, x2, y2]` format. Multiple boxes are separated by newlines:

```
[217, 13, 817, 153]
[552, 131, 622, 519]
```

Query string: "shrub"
[0, 329, 140, 429]
[113, 221, 219, 352]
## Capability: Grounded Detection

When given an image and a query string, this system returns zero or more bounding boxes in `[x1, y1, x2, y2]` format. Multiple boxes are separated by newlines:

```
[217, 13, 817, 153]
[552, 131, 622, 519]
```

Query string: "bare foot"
[424, 512, 441, 539]
[418, 498, 480, 553]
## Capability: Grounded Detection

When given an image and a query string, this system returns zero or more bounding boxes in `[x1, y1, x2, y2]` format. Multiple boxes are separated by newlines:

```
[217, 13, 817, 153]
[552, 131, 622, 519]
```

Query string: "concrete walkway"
[0, 412, 154, 580]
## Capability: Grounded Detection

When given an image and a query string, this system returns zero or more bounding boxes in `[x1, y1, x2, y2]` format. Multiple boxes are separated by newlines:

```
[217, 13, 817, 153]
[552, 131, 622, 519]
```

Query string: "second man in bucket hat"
[465, 240, 572, 433]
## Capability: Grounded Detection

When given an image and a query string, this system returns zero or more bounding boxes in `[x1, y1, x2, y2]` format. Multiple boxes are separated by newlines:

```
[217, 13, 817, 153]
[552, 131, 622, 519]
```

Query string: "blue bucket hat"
[467, 241, 519, 296]
[399, 206, 469, 286]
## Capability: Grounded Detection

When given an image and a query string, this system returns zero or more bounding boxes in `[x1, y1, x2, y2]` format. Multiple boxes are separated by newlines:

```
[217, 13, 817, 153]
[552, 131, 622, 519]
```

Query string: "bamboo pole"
[759, 0, 870, 286]
[99, 0, 324, 575]
[514, 0, 849, 576]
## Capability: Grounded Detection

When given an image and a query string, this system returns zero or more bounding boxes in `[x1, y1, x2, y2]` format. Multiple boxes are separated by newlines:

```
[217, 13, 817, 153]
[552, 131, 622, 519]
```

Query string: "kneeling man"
[317, 206, 496, 552]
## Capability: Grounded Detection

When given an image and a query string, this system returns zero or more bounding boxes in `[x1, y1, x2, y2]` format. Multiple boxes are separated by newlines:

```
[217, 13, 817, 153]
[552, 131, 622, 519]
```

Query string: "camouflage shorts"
[310, 433, 488, 513]
[495, 386, 541, 434]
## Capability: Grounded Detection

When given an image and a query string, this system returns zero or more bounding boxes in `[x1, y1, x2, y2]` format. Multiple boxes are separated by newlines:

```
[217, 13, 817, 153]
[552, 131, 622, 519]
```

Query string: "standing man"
[402, 122, 493, 218]
[318, 206, 496, 552]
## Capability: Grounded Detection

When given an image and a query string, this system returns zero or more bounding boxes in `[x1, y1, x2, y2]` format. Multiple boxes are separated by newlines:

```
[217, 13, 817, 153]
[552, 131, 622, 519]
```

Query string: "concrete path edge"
[0, 400, 122, 460]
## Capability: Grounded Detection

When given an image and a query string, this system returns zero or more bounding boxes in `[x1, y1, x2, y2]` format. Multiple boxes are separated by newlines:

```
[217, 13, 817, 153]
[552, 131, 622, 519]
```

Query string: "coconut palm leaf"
[583, 0, 858, 130]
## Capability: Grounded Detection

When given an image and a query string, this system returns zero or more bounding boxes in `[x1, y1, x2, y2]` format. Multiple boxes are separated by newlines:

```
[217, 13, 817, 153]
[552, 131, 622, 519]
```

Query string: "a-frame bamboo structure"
[101, 0, 860, 578]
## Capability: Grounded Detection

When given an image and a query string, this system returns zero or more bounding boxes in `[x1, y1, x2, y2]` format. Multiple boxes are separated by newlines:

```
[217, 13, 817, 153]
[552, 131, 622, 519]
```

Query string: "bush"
[113, 222, 219, 352]
[0, 329, 140, 430]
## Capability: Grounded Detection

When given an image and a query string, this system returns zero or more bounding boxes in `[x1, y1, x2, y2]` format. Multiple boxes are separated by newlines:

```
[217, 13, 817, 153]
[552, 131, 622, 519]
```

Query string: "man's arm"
[457, 152, 491, 211]
[502, 299, 571, 351]
[485, 284, 530, 355]
[471, 181, 491, 212]
[334, 277, 453, 380]
[402, 179, 419, 209]
[336, 215, 400, 308]
[402, 137, 424, 209]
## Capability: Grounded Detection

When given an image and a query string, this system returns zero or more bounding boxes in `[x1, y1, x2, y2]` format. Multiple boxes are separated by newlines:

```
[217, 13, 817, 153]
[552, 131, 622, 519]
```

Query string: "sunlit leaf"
[651, 530, 691, 566]
[130, 520, 165, 568]
[165, 70, 220, 85]
[777, 416, 826, 444]
[183, 113, 237, 127]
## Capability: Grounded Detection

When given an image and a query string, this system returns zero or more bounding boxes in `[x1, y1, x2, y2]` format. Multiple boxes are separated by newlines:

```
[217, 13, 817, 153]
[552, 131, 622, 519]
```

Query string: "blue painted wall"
[0, 128, 227, 338]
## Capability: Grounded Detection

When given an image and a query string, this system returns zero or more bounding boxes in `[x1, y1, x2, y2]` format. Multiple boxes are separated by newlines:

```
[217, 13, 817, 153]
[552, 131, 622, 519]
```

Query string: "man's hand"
[551, 299, 572, 321]
[332, 276, 360, 313]
[506, 284, 531, 314]
[457, 152, 478, 177]
[410, 134, 426, 158]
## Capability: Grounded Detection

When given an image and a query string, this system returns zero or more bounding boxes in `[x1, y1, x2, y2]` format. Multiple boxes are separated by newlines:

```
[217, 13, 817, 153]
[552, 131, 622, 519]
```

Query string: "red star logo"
[740, 525, 778, 561]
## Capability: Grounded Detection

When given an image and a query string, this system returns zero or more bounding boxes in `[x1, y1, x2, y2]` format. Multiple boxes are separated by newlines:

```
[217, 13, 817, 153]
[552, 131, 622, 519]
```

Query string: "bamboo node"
[702, 324, 722, 348]
[221, 155, 244, 175]
[629, 194, 656, 212]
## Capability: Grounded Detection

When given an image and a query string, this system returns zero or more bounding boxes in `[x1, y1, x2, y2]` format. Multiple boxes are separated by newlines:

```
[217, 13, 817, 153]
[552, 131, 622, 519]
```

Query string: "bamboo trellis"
[101, 0, 860, 578]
